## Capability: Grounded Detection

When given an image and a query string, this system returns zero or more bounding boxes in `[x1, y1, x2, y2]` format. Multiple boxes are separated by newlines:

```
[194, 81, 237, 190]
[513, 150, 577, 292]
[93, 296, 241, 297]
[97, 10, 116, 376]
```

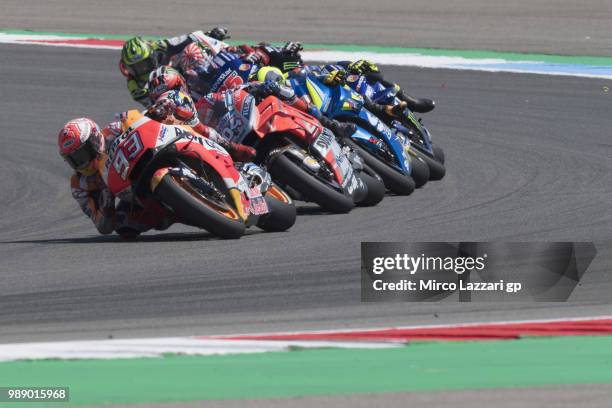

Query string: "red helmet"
[147, 66, 187, 101]
[57, 118, 104, 173]
[179, 42, 209, 71]
[155, 90, 199, 125]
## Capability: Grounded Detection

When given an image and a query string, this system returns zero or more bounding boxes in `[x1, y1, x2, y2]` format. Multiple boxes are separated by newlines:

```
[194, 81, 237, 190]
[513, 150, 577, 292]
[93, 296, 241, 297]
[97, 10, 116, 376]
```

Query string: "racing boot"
[319, 116, 356, 140]
[364, 99, 402, 121]
[396, 88, 435, 113]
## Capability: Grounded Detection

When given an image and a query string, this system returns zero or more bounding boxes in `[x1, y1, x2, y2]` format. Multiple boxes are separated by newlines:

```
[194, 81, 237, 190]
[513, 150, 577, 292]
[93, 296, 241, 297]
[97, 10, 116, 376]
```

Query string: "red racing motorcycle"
[103, 111, 296, 239]
[210, 90, 385, 213]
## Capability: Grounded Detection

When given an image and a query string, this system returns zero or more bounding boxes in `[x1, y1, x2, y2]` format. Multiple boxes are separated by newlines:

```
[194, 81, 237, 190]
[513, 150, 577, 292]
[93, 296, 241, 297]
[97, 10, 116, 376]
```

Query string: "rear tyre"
[155, 174, 245, 239]
[269, 154, 355, 213]
[257, 185, 297, 232]
[343, 138, 415, 195]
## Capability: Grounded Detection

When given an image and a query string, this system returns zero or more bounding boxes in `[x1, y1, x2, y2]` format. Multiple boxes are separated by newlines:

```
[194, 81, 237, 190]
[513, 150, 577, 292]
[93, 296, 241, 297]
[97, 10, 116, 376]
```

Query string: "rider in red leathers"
[148, 64, 357, 141]
[58, 118, 176, 238]
[146, 89, 257, 162]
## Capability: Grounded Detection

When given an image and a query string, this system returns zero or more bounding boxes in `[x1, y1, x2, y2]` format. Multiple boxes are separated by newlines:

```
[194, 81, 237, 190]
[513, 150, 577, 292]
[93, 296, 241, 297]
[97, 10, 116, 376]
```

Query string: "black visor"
[64, 140, 98, 170]
[127, 58, 157, 77]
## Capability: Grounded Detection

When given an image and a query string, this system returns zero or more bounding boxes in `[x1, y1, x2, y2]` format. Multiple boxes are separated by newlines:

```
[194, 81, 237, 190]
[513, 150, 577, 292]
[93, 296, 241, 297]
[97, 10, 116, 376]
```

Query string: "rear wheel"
[257, 184, 297, 232]
[344, 138, 415, 195]
[155, 174, 245, 239]
[269, 154, 355, 213]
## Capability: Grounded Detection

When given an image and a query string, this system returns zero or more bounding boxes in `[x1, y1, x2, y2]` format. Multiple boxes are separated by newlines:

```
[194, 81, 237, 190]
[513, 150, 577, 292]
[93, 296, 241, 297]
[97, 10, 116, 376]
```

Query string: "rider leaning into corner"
[58, 118, 176, 238]
[119, 27, 229, 106]
[146, 65, 359, 142]
[119, 26, 302, 107]
[334, 59, 435, 114]
[57, 112, 256, 238]
[171, 38, 434, 122]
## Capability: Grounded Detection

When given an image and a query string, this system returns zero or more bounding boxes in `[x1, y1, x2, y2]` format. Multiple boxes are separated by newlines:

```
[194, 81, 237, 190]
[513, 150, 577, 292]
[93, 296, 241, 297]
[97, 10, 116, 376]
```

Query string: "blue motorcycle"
[180, 50, 260, 101]
[288, 73, 430, 194]
[342, 72, 446, 180]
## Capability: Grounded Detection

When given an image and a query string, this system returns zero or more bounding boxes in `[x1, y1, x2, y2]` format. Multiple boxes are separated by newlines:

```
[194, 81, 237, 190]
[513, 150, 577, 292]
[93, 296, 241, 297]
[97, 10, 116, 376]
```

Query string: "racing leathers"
[120, 30, 229, 106]
[69, 122, 175, 239]
[147, 90, 256, 162]
[177, 43, 304, 101]
[305, 61, 435, 114]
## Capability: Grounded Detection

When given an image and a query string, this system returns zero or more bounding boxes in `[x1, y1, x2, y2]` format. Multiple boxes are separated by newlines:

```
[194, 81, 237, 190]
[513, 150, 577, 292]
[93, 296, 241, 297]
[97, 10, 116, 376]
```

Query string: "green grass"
[1, 335, 611, 406]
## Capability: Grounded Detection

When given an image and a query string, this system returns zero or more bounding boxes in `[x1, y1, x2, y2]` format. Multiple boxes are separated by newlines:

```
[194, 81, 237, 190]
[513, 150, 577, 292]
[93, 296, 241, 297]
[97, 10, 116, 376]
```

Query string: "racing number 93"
[112, 131, 143, 180]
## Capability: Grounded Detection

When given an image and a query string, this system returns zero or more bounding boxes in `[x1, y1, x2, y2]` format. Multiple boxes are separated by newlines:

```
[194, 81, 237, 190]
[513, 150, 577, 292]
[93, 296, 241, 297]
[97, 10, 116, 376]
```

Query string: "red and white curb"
[212, 315, 612, 342]
[2, 32, 612, 79]
[0, 33, 122, 50]
[0, 316, 610, 362]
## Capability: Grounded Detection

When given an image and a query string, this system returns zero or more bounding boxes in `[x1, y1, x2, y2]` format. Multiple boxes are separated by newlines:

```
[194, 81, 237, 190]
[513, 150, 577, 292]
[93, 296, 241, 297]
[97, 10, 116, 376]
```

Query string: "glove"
[244, 52, 262, 64]
[146, 98, 176, 121]
[347, 59, 380, 75]
[262, 79, 282, 95]
[245, 48, 271, 65]
[282, 41, 303, 55]
[228, 142, 257, 162]
[322, 69, 347, 86]
[205, 26, 230, 41]
[150, 40, 168, 53]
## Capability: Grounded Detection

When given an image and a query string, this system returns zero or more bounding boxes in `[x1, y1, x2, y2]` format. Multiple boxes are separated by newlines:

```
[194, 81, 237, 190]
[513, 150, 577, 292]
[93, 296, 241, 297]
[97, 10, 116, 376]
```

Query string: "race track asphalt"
[0, 44, 611, 344]
[3, 0, 612, 56]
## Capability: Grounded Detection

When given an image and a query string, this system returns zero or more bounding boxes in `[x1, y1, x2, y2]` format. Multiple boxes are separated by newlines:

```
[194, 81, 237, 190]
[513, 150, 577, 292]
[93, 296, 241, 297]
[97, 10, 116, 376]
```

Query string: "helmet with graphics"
[120, 37, 156, 78]
[57, 118, 105, 176]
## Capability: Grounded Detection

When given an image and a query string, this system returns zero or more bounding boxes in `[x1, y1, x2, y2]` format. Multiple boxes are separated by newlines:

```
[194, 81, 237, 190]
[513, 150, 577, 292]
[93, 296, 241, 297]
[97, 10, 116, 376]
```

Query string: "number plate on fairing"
[247, 186, 269, 215]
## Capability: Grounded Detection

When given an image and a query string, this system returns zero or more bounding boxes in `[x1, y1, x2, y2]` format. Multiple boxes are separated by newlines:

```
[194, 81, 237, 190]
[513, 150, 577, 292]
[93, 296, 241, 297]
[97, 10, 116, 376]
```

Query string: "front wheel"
[344, 138, 415, 195]
[155, 174, 245, 239]
[411, 148, 446, 181]
[433, 145, 445, 164]
[409, 154, 430, 188]
[356, 165, 385, 206]
[257, 184, 297, 232]
[269, 154, 355, 213]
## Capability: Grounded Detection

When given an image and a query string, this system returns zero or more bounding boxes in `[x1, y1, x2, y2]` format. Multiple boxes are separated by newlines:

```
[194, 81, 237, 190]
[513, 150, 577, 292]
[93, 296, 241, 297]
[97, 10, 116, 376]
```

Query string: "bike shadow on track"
[1, 232, 224, 244]
[0, 227, 297, 245]
[296, 204, 332, 216]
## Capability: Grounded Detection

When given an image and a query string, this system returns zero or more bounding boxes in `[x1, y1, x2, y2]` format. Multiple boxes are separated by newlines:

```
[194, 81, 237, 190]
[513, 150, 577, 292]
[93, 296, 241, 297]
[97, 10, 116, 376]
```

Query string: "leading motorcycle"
[103, 110, 296, 239]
